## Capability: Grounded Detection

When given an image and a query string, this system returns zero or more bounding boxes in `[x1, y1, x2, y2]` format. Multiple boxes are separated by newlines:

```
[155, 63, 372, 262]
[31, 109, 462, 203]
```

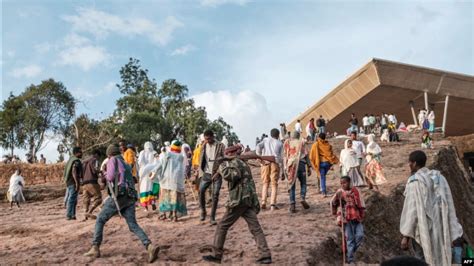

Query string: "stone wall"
[0, 163, 65, 188]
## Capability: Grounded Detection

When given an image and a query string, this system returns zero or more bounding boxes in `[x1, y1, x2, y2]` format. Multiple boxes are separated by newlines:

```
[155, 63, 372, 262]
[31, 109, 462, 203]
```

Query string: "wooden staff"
[339, 195, 346, 265]
[186, 179, 197, 202]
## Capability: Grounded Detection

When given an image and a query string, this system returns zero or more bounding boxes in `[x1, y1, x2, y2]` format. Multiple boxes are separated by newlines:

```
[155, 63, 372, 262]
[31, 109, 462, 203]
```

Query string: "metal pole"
[409, 101, 418, 126]
[424, 91, 429, 111]
[442, 95, 449, 136]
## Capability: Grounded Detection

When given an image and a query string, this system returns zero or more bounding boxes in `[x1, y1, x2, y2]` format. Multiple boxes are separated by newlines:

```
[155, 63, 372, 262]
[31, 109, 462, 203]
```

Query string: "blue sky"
[1, 0, 473, 160]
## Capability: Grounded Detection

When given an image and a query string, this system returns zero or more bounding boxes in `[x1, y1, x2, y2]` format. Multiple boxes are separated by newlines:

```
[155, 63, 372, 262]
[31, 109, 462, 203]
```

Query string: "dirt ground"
[1, 132, 473, 265]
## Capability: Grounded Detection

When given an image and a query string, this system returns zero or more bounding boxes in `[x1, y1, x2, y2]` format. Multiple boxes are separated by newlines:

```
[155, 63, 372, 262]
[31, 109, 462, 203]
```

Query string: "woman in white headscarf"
[427, 110, 435, 133]
[154, 140, 187, 222]
[138, 141, 159, 211]
[339, 139, 366, 187]
[8, 169, 25, 209]
[365, 134, 387, 190]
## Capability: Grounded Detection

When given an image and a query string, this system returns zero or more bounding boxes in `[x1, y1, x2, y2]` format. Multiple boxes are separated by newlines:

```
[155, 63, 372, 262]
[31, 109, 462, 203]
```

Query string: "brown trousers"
[82, 183, 102, 214]
[260, 162, 280, 205]
[213, 204, 271, 259]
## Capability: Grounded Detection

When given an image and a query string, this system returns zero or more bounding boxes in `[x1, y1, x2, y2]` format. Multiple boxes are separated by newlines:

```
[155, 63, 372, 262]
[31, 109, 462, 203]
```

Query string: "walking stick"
[186, 179, 197, 202]
[339, 195, 345, 265]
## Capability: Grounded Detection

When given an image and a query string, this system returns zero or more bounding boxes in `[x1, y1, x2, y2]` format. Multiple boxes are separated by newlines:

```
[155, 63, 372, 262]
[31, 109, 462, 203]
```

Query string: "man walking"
[309, 133, 339, 197]
[198, 129, 225, 225]
[256, 128, 283, 211]
[350, 131, 365, 170]
[295, 120, 302, 134]
[400, 150, 463, 266]
[64, 147, 83, 220]
[348, 113, 358, 133]
[84, 144, 159, 263]
[317, 115, 326, 134]
[362, 114, 370, 134]
[81, 149, 103, 220]
[202, 145, 272, 264]
[284, 131, 310, 213]
[305, 118, 316, 141]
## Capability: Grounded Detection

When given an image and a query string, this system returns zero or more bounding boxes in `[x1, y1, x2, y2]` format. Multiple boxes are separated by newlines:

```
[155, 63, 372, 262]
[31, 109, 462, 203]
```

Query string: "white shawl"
[340, 139, 360, 173]
[366, 134, 382, 155]
[150, 151, 185, 193]
[428, 111, 435, 123]
[400, 167, 463, 266]
[8, 171, 25, 200]
[138, 142, 156, 169]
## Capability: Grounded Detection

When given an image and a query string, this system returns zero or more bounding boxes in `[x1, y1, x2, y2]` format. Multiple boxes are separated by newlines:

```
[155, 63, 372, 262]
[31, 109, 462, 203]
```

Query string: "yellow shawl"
[309, 139, 339, 175]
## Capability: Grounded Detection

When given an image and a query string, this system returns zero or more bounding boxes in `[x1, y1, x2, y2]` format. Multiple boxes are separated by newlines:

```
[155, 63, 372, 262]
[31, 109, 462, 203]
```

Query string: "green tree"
[63, 114, 118, 154]
[0, 93, 26, 156]
[21, 79, 76, 157]
[113, 58, 239, 150]
[208, 117, 239, 145]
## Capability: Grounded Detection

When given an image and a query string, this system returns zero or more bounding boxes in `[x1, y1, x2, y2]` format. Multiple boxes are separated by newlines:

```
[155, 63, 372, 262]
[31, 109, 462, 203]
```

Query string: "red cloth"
[331, 187, 365, 224]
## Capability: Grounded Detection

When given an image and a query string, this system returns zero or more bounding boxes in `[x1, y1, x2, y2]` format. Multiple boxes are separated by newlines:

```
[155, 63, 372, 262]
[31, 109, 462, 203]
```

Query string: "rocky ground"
[1, 132, 472, 265]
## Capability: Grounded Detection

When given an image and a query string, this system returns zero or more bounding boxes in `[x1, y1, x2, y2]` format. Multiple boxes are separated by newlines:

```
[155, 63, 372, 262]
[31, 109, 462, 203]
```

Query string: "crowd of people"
[5, 106, 470, 265]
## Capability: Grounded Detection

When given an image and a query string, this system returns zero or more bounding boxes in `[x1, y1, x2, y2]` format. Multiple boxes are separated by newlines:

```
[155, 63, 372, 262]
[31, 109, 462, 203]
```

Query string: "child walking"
[331, 176, 366, 264]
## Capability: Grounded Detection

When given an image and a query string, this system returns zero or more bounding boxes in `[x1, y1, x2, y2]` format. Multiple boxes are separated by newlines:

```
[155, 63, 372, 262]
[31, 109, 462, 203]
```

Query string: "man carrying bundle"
[202, 145, 272, 264]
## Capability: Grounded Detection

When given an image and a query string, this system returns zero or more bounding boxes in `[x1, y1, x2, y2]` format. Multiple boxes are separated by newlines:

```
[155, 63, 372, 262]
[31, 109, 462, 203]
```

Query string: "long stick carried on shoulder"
[210, 151, 276, 164]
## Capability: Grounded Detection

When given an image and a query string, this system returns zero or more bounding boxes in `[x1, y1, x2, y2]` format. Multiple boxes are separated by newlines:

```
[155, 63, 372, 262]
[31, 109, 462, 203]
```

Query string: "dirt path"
[0, 132, 469, 265]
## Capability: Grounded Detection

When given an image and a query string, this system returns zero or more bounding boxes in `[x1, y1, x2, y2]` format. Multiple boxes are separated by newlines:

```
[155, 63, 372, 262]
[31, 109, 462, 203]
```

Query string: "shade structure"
[287, 58, 474, 136]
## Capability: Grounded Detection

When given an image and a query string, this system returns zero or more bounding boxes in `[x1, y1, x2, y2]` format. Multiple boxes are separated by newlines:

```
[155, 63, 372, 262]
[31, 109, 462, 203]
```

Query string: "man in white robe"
[400, 150, 463, 266]
[8, 169, 26, 209]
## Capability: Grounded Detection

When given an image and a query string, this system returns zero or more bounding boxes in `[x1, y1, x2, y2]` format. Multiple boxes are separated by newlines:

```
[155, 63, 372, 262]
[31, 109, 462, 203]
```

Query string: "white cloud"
[58, 44, 110, 71]
[10, 64, 42, 78]
[70, 81, 116, 99]
[192, 90, 276, 147]
[200, 0, 251, 7]
[63, 33, 90, 47]
[170, 44, 196, 56]
[62, 8, 183, 46]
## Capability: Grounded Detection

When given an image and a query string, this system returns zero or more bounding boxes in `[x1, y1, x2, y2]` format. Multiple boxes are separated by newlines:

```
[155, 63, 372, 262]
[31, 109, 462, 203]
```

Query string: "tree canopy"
[0, 58, 239, 159]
